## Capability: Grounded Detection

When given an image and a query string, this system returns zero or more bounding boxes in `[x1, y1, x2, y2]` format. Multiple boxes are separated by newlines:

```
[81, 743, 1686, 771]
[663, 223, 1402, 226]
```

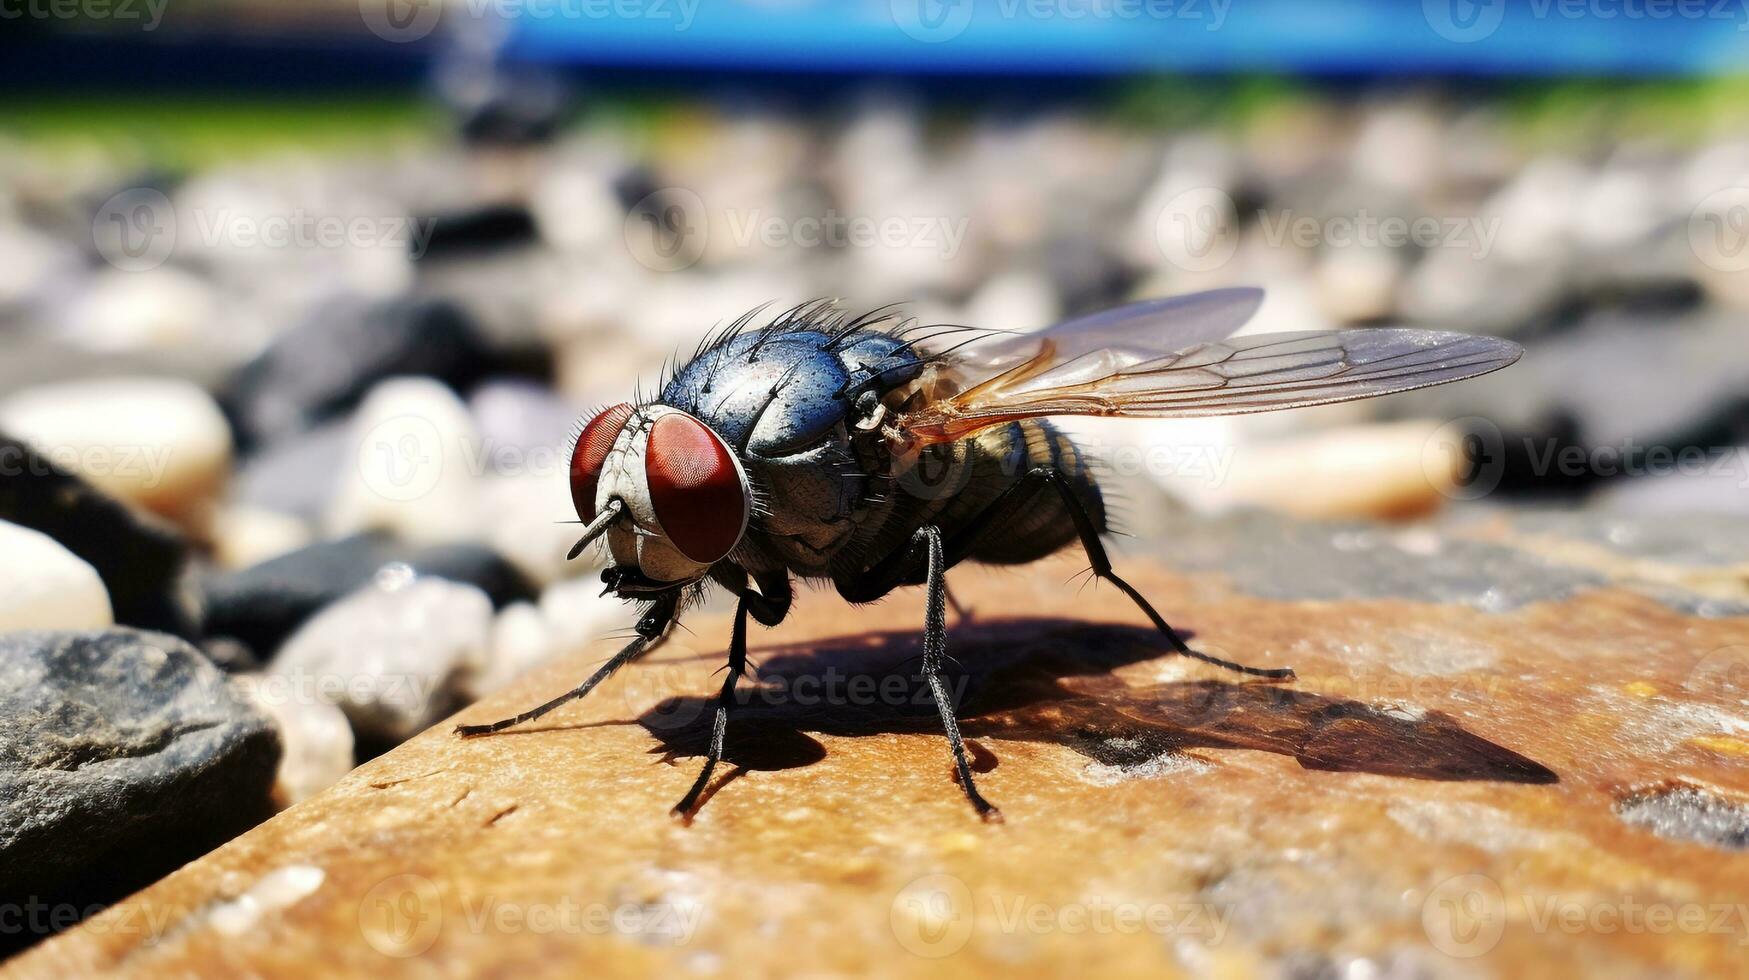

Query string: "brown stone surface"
[13, 533, 1749, 978]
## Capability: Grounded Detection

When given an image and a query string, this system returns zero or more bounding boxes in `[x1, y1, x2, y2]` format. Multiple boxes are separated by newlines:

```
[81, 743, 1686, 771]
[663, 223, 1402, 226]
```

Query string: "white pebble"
[0, 520, 113, 630]
[235, 675, 356, 806]
[466, 601, 556, 700]
[326, 378, 483, 546]
[269, 576, 492, 744]
[0, 377, 232, 531]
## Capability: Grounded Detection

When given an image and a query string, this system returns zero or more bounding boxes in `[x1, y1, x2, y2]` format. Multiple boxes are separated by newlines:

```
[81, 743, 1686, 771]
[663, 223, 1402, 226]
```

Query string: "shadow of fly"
[455, 288, 1521, 821]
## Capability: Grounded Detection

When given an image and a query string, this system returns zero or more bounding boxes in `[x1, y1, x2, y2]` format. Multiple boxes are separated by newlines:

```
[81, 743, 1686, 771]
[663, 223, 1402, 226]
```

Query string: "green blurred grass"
[0, 96, 447, 170]
[6, 77, 1749, 173]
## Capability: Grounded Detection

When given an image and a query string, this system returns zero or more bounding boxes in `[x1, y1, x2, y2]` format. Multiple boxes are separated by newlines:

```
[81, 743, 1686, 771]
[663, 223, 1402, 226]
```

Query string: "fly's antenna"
[567, 498, 624, 560]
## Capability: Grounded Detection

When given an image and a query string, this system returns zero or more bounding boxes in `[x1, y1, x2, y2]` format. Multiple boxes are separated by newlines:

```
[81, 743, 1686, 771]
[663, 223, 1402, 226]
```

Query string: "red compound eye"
[569, 402, 635, 520]
[646, 411, 747, 564]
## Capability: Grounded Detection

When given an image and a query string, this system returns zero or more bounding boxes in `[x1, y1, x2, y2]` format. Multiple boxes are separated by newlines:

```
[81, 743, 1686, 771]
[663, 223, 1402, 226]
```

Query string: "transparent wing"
[900, 327, 1524, 444]
[951, 286, 1266, 374]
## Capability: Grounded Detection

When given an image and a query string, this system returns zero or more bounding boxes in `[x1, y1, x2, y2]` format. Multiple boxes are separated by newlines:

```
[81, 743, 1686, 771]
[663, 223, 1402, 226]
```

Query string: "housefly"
[455, 288, 1522, 821]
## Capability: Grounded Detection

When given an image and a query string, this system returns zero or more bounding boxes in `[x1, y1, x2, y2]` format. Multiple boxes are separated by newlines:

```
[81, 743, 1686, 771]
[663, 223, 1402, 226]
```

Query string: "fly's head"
[569, 403, 750, 600]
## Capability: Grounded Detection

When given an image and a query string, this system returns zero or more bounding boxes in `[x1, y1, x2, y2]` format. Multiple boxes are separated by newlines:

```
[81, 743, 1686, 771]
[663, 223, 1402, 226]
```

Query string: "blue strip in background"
[502, 0, 1749, 76]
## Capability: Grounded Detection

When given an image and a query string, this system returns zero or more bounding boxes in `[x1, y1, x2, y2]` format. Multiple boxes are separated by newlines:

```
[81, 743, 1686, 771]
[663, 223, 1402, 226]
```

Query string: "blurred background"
[3, 0, 1749, 907]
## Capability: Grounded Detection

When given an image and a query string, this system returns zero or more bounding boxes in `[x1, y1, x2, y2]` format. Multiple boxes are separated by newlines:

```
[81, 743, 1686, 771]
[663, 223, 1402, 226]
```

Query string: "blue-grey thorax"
[659, 327, 923, 579]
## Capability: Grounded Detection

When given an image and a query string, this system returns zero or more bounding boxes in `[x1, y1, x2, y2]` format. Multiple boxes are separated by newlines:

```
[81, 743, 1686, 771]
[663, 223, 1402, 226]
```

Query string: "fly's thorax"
[582, 405, 751, 584]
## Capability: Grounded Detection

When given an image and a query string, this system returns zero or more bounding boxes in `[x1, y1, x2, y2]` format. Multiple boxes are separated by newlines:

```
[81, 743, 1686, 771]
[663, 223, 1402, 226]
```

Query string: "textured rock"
[0, 378, 232, 533]
[18, 512, 1749, 977]
[201, 533, 536, 662]
[0, 521, 112, 630]
[267, 572, 493, 748]
[0, 434, 198, 638]
[0, 629, 279, 953]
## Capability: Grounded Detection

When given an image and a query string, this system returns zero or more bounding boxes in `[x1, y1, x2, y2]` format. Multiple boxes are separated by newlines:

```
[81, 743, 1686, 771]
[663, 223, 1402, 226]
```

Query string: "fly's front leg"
[455, 592, 677, 737]
[671, 566, 792, 819]
[916, 525, 1001, 821]
[671, 594, 750, 819]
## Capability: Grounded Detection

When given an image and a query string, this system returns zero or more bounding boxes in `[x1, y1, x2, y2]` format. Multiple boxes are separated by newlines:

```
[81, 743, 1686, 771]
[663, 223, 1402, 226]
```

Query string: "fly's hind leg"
[942, 581, 973, 624]
[1035, 468, 1293, 680]
[836, 524, 1001, 819]
[915, 525, 1001, 821]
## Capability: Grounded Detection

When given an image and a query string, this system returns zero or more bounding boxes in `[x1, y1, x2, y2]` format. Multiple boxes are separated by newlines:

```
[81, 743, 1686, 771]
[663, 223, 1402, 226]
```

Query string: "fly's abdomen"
[957, 419, 1104, 565]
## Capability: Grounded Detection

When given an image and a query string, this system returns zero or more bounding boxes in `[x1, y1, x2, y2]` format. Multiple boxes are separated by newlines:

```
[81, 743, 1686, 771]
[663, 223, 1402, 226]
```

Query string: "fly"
[454, 288, 1522, 821]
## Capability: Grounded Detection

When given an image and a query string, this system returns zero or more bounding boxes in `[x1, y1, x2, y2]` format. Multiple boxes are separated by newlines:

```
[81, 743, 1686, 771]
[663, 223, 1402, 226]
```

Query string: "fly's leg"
[671, 570, 790, 819]
[1036, 468, 1294, 680]
[917, 525, 1001, 821]
[838, 466, 1290, 679]
[455, 593, 678, 737]
[943, 581, 973, 623]
[671, 594, 750, 819]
